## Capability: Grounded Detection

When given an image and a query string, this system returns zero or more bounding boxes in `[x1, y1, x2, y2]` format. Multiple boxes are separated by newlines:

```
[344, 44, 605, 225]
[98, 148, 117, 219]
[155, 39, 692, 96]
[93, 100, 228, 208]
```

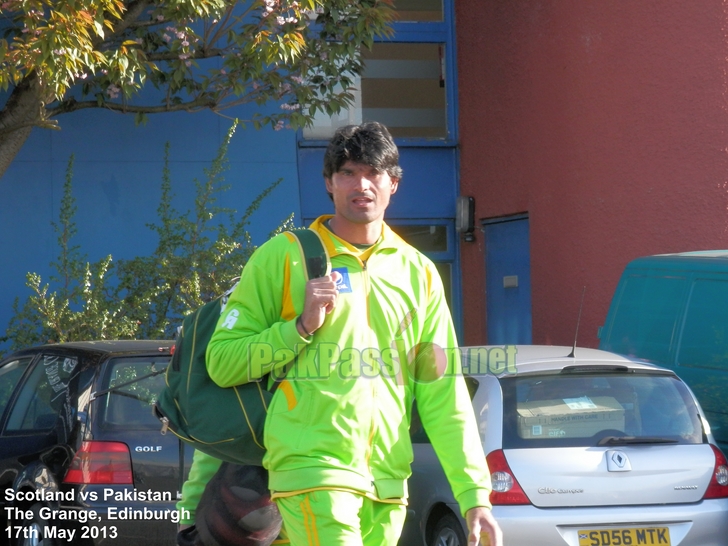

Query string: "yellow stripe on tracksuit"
[301, 495, 320, 546]
[275, 490, 408, 546]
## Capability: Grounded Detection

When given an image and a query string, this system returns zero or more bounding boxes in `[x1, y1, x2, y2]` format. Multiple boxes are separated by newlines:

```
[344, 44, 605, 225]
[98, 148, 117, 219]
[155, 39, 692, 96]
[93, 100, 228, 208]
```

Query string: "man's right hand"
[298, 275, 338, 336]
[466, 507, 503, 546]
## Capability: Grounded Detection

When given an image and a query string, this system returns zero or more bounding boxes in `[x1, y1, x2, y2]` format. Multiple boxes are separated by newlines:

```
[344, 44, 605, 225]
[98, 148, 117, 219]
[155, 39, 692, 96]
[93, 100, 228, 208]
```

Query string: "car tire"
[430, 512, 467, 546]
[16, 503, 59, 546]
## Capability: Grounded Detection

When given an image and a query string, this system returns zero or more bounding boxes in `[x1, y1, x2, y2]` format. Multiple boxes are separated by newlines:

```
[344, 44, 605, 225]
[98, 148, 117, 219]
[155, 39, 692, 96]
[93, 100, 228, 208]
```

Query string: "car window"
[501, 372, 704, 448]
[100, 357, 169, 429]
[5, 354, 80, 431]
[677, 278, 728, 370]
[602, 274, 687, 363]
[0, 356, 34, 422]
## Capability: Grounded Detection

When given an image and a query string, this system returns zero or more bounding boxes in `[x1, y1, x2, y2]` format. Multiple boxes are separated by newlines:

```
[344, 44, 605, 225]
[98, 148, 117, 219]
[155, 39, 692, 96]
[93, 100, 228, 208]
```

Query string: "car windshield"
[500, 372, 705, 448]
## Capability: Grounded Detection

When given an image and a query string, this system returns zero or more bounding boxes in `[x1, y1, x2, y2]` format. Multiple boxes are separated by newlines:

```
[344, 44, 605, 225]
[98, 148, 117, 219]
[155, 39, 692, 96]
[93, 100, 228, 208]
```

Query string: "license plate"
[578, 528, 671, 546]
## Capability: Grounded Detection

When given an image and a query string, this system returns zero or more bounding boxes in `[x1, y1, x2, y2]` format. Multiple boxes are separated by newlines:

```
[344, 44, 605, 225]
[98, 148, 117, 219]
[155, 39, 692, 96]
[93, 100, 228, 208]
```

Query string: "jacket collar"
[309, 215, 402, 260]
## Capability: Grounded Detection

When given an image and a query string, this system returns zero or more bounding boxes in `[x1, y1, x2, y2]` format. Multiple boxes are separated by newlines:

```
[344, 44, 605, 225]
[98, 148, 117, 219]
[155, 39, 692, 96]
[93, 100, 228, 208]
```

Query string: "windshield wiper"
[89, 365, 167, 401]
[597, 435, 679, 446]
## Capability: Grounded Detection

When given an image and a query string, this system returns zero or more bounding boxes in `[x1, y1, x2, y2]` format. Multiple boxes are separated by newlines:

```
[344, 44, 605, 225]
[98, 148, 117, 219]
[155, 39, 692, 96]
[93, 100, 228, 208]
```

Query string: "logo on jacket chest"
[331, 267, 353, 293]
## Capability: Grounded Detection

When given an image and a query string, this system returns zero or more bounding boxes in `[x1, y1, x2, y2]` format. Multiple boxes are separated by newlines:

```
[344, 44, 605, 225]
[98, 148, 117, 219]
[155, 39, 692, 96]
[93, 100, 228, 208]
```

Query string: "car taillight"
[703, 444, 728, 499]
[486, 449, 531, 505]
[63, 441, 133, 485]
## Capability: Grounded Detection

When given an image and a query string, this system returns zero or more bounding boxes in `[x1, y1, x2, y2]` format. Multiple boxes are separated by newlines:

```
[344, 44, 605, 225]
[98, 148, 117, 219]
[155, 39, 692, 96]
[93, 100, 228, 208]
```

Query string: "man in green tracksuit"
[207, 122, 502, 546]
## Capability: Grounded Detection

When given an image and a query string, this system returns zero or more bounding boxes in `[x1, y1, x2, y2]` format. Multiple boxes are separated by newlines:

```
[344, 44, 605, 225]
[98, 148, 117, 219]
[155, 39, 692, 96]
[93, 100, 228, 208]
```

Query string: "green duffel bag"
[153, 228, 328, 465]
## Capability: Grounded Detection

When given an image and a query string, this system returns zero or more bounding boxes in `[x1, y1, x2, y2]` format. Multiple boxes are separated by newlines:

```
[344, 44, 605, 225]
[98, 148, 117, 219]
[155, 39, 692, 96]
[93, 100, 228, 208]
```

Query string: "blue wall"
[0, 102, 302, 353]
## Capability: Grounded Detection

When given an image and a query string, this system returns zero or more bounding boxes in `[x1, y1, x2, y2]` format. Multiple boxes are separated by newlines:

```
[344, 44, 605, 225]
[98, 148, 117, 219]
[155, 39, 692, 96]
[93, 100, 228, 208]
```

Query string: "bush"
[4, 121, 293, 354]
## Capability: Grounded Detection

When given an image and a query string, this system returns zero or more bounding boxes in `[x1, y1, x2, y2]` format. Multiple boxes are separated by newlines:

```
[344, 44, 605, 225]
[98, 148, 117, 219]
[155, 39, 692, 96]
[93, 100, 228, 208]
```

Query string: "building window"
[302, 42, 447, 140]
[389, 222, 455, 309]
[393, 0, 443, 22]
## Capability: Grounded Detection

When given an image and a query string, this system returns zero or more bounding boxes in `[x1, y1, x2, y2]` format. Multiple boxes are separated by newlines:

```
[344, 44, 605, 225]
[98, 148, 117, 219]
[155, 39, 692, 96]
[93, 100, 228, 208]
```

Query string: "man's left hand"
[465, 506, 502, 546]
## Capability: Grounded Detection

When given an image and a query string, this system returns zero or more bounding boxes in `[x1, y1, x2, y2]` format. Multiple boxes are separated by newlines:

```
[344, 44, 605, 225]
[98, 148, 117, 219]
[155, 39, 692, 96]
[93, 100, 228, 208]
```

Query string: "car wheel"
[430, 512, 466, 546]
[16, 504, 59, 546]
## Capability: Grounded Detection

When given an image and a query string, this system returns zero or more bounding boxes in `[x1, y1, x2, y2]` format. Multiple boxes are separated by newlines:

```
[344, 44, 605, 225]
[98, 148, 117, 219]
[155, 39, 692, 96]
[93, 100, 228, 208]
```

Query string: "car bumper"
[492, 499, 728, 546]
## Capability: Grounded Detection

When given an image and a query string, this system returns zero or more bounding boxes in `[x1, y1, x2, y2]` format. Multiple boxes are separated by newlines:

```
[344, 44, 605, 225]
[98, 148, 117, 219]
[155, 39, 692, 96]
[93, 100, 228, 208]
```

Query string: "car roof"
[627, 249, 728, 269]
[9, 339, 174, 360]
[462, 345, 672, 377]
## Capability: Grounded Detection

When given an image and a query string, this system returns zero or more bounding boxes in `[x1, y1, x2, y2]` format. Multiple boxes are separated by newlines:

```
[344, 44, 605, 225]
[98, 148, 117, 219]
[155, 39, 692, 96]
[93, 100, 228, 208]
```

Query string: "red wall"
[456, 0, 728, 347]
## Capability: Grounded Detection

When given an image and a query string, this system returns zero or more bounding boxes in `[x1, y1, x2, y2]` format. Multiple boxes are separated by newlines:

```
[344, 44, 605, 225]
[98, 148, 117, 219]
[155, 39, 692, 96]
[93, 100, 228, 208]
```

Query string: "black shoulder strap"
[267, 229, 329, 393]
[290, 229, 330, 280]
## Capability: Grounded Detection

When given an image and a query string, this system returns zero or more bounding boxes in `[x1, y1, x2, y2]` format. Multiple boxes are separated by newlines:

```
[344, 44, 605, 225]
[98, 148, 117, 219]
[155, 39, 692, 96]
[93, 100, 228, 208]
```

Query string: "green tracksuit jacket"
[206, 216, 492, 514]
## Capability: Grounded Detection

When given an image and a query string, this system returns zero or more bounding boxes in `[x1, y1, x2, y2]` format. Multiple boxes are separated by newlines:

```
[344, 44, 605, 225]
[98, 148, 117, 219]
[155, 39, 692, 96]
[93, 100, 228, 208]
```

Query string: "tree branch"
[207, 5, 240, 46]
[110, 0, 152, 41]
[128, 18, 166, 30]
[48, 96, 218, 116]
[146, 48, 226, 61]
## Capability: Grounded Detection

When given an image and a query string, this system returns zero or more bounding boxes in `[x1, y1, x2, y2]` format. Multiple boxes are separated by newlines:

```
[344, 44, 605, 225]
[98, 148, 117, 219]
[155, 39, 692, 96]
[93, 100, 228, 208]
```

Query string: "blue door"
[484, 216, 533, 344]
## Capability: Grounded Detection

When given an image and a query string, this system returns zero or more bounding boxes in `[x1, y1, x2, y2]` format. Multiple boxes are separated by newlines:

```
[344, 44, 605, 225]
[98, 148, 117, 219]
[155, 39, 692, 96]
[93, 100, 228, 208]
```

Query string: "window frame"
[298, 0, 458, 147]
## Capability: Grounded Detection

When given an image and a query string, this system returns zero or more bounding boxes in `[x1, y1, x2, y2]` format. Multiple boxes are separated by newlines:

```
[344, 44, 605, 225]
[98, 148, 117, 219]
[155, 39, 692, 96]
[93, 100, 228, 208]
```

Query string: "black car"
[0, 340, 192, 546]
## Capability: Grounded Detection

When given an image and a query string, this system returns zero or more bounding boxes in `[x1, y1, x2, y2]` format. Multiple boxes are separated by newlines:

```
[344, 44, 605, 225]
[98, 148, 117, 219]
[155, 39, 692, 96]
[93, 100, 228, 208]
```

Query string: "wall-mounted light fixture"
[456, 196, 475, 242]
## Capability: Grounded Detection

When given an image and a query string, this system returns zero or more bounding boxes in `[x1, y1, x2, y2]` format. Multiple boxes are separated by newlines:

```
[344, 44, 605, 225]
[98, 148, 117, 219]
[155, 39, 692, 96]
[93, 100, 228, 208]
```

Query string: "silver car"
[399, 346, 728, 546]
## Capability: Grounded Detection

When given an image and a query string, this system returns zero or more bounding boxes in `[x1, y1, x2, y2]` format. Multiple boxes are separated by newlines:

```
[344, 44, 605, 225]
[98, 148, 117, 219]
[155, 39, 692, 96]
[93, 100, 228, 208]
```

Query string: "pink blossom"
[274, 120, 285, 131]
[185, 60, 192, 67]
[220, 69, 226, 75]
[181, 40, 189, 47]
[163, 34, 171, 42]
[276, 16, 285, 25]
[156, 14, 165, 21]
[291, 75, 304, 84]
[107, 84, 121, 99]
[176, 31, 186, 40]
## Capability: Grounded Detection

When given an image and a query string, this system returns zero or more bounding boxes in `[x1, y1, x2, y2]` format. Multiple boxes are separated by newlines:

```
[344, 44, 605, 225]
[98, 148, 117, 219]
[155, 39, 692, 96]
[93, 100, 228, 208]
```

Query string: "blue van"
[599, 250, 728, 452]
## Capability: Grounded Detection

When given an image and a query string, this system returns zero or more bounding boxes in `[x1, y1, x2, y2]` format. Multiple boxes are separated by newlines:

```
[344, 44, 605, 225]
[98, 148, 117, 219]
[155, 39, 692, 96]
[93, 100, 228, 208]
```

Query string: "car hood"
[505, 444, 715, 507]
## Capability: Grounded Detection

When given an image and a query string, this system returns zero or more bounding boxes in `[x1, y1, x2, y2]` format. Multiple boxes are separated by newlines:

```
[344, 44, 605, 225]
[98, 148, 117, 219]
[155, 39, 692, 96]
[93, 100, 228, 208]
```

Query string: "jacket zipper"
[361, 259, 377, 489]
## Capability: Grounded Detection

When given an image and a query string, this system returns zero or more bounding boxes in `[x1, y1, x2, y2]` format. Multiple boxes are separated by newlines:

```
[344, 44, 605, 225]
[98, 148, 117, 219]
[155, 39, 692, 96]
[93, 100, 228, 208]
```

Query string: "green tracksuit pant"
[274, 490, 407, 546]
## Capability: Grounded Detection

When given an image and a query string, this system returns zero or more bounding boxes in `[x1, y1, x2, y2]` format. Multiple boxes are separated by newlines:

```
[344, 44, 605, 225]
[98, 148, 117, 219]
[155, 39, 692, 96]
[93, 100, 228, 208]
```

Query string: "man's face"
[325, 160, 399, 226]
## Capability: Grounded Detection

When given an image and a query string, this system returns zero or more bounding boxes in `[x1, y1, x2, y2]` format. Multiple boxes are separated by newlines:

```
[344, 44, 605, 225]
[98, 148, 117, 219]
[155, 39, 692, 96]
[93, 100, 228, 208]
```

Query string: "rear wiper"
[597, 435, 679, 446]
[89, 365, 167, 401]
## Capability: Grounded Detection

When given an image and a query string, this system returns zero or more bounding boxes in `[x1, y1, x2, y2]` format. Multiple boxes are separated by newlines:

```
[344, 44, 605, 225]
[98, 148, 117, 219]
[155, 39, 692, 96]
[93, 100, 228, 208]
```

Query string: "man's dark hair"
[323, 121, 404, 181]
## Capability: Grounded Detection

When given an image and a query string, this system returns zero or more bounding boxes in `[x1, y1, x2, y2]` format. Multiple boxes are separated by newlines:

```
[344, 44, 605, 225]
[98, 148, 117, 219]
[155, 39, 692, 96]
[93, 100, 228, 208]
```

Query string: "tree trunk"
[0, 75, 43, 180]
